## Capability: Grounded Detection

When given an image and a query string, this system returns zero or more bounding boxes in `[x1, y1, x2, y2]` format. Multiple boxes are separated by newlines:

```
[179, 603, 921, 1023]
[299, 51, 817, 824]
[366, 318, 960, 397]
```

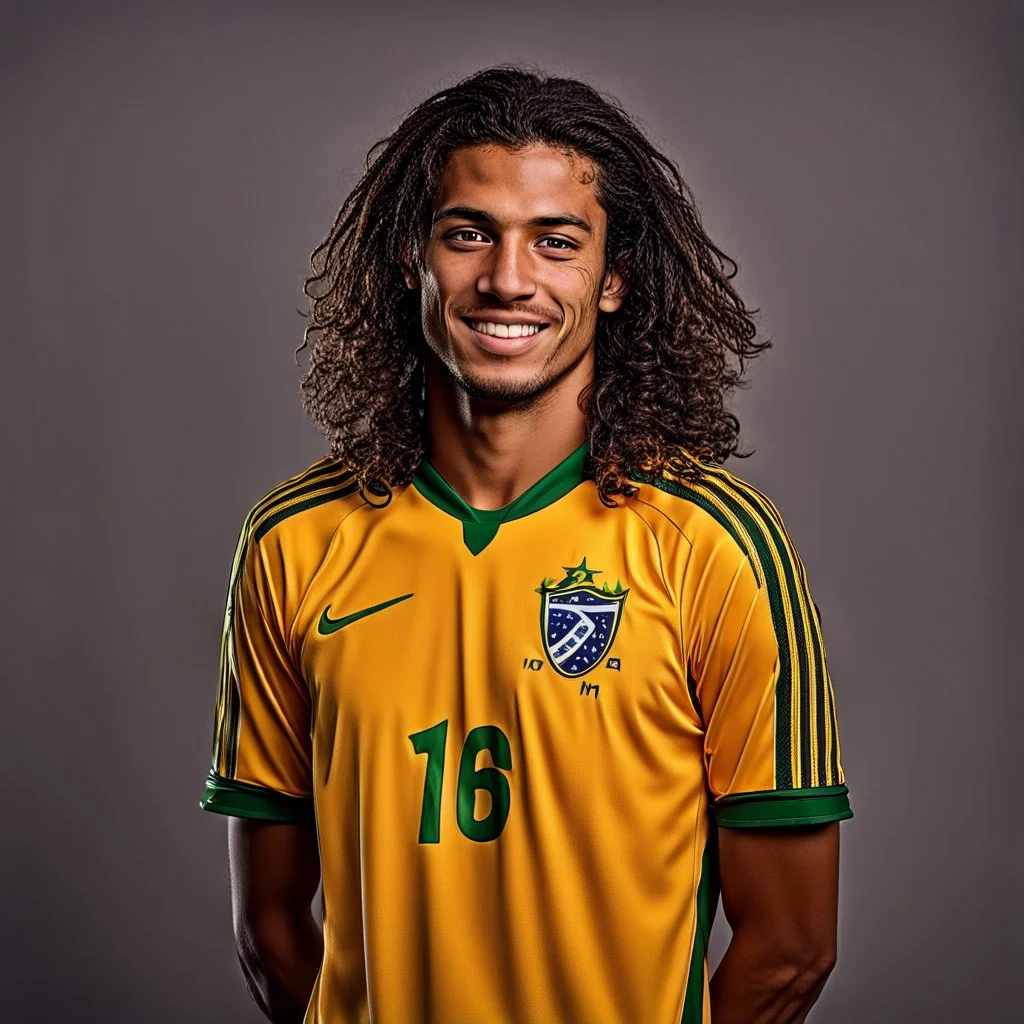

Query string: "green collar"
[412, 442, 590, 554]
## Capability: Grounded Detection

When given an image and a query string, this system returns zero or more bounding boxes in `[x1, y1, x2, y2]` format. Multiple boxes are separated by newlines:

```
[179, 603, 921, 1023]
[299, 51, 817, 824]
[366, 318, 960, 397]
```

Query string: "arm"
[710, 822, 840, 1024]
[229, 818, 324, 1024]
[202, 508, 322, 1020]
[675, 479, 852, 1019]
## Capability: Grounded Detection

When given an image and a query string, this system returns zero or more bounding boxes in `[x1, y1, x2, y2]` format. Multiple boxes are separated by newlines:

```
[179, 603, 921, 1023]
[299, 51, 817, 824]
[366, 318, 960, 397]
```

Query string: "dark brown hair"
[298, 64, 770, 505]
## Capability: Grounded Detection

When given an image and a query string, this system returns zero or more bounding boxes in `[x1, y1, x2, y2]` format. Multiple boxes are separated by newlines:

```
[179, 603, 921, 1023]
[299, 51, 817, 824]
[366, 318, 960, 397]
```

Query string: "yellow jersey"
[201, 441, 851, 1023]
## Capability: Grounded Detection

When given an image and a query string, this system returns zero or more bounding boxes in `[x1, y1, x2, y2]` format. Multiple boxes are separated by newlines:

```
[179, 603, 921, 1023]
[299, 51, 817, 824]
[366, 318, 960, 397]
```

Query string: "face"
[404, 143, 625, 405]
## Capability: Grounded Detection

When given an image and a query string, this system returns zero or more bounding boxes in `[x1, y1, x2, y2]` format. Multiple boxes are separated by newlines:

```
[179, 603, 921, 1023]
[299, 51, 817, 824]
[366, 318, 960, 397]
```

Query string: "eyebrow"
[432, 205, 593, 235]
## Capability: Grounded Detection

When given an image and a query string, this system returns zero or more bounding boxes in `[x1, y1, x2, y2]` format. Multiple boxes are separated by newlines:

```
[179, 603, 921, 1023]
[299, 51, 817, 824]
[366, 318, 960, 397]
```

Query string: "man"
[201, 65, 852, 1024]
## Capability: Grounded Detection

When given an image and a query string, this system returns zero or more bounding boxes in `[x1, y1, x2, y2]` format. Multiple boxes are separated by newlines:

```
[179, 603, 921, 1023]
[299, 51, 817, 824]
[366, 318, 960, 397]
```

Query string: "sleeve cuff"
[200, 769, 315, 826]
[713, 784, 853, 828]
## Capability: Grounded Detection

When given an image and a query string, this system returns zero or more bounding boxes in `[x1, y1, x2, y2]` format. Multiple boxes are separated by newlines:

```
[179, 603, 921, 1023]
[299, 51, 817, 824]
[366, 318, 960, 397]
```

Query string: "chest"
[297, 506, 696, 740]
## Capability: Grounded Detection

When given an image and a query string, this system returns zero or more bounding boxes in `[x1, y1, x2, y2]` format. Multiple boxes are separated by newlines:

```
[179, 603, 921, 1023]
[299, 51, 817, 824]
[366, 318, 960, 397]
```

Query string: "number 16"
[408, 719, 512, 844]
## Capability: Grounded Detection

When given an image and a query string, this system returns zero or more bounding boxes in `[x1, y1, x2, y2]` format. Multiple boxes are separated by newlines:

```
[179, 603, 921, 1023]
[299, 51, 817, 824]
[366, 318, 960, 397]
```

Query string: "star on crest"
[560, 557, 600, 587]
[536, 555, 626, 595]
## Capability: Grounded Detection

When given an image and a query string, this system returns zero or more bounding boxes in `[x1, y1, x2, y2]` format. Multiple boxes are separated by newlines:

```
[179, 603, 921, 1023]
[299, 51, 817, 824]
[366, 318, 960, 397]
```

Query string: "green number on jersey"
[457, 725, 512, 842]
[409, 720, 512, 844]
[408, 719, 448, 843]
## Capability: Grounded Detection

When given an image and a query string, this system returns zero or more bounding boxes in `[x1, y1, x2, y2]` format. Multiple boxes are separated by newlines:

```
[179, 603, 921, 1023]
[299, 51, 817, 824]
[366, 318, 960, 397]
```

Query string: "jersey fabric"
[201, 442, 852, 1024]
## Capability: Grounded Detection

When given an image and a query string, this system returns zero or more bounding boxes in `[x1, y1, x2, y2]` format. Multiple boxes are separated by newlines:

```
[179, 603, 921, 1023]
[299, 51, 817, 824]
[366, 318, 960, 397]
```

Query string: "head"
[405, 141, 625, 408]
[299, 64, 768, 504]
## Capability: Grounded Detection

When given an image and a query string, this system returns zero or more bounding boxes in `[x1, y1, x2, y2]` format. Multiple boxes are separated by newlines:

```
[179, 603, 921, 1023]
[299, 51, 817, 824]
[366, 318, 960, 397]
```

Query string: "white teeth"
[469, 321, 544, 338]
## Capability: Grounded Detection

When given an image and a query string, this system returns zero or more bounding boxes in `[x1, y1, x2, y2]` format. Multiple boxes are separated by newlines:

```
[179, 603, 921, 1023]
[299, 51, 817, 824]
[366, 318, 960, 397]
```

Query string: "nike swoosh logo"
[317, 593, 415, 635]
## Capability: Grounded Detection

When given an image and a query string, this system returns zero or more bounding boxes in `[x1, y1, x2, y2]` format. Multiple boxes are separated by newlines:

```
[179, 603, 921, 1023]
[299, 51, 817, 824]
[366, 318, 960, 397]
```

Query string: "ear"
[598, 264, 627, 313]
[400, 259, 420, 290]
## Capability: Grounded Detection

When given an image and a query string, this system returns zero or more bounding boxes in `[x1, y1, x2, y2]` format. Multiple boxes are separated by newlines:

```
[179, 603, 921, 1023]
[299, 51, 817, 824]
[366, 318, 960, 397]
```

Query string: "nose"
[476, 237, 536, 303]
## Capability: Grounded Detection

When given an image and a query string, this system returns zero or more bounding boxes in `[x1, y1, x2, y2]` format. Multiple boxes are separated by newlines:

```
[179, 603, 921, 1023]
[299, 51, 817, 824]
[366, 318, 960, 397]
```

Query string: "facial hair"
[445, 335, 593, 408]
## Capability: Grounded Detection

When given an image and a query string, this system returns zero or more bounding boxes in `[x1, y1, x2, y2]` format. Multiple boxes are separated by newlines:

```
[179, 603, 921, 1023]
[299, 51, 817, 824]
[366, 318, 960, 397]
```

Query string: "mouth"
[461, 317, 553, 356]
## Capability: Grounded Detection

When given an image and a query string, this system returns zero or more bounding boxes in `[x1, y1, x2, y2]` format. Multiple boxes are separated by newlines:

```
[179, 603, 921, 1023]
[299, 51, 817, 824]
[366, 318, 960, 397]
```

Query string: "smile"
[467, 320, 549, 338]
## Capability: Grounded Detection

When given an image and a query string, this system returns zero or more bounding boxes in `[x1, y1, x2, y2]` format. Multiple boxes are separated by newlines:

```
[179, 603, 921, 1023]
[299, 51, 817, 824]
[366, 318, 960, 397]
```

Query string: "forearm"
[709, 926, 834, 1024]
[236, 908, 324, 1024]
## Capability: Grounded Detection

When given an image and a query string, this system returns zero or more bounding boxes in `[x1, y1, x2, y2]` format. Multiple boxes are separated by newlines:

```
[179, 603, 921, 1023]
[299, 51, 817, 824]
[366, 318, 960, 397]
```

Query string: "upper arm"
[228, 818, 321, 945]
[685, 481, 853, 827]
[716, 822, 840, 962]
[201, 515, 315, 826]
[680, 478, 851, 964]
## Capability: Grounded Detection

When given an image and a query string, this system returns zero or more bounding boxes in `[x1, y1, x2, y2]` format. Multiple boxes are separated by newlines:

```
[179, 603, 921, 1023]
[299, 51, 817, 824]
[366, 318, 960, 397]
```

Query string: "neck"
[423, 350, 592, 510]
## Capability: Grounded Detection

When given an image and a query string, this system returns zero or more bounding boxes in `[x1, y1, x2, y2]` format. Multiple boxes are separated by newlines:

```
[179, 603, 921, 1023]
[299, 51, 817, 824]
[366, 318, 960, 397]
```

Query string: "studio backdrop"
[1, 2, 1019, 1022]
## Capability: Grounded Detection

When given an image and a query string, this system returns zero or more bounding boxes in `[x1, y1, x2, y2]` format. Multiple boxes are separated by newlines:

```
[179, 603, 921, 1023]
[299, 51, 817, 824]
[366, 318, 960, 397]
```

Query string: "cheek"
[560, 261, 599, 303]
[557, 264, 601, 335]
[417, 273, 463, 355]
[572, 262, 598, 291]
[418, 273, 446, 333]
[419, 256, 463, 326]
[418, 266, 439, 309]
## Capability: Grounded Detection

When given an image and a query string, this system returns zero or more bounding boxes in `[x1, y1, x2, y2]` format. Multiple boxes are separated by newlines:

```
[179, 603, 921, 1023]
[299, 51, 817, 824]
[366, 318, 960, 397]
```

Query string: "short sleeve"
[200, 518, 315, 825]
[686, 498, 852, 829]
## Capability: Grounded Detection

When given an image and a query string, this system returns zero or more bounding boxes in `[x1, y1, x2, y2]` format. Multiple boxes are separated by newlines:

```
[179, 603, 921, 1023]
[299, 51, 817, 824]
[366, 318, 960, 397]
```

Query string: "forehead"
[433, 143, 602, 222]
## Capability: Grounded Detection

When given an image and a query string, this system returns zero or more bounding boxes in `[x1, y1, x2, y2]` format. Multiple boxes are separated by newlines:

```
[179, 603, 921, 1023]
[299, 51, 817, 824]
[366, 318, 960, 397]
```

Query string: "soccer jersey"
[201, 441, 852, 1024]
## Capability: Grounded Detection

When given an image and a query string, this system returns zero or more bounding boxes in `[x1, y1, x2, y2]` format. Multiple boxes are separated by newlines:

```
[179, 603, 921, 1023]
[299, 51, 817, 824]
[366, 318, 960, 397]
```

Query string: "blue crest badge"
[536, 558, 629, 678]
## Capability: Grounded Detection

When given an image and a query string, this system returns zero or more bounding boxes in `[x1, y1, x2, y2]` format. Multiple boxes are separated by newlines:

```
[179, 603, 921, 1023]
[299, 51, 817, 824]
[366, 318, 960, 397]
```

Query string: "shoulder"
[233, 455, 367, 564]
[629, 452, 798, 590]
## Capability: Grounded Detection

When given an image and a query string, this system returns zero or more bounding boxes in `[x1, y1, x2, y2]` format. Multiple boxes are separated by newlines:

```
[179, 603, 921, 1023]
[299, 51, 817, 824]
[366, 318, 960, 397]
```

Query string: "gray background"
[2, 1, 1020, 1021]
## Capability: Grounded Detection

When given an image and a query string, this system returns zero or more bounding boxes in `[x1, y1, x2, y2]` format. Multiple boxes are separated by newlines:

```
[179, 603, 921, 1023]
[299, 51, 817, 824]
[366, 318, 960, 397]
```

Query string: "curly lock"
[297, 63, 770, 506]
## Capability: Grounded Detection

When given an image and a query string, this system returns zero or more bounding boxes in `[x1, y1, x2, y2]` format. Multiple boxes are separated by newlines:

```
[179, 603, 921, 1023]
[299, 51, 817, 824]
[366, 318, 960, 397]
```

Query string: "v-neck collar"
[412, 442, 590, 555]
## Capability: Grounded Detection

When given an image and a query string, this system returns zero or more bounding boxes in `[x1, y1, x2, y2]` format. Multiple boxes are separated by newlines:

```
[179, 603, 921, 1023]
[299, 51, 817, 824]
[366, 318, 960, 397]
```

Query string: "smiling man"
[421, 145, 618, 412]
[201, 66, 853, 1024]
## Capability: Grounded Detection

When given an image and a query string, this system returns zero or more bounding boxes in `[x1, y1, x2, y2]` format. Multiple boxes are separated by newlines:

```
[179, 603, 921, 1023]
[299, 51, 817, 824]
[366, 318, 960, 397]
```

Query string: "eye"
[447, 229, 488, 243]
[537, 236, 577, 251]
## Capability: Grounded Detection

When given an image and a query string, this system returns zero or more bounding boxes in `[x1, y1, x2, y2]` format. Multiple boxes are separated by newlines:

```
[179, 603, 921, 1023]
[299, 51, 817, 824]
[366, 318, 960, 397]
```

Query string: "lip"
[461, 318, 552, 356]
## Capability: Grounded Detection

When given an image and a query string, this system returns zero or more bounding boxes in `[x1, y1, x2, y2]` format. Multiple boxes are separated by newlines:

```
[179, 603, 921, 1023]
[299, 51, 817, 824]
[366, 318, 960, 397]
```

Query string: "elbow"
[773, 943, 837, 997]
[732, 922, 837, 999]
[233, 915, 272, 989]
[232, 916, 273, 1016]
[233, 908, 300, 983]
[812, 944, 837, 980]
[232, 908, 322, 1022]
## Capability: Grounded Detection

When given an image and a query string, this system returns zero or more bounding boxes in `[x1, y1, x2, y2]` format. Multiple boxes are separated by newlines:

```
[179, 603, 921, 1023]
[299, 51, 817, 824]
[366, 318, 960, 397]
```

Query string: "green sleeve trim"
[199, 769, 315, 826]
[714, 784, 853, 828]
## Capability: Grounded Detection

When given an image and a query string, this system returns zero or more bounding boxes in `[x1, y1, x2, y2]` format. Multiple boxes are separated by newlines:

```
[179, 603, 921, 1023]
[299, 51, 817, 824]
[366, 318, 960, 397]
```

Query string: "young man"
[201, 66, 852, 1024]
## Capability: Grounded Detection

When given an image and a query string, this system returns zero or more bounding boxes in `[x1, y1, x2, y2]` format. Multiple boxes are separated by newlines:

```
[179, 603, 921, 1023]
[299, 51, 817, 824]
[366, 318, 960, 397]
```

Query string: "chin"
[453, 366, 554, 405]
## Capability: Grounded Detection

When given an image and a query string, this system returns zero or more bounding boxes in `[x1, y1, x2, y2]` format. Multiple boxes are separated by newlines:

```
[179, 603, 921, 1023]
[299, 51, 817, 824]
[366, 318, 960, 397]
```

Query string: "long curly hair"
[298, 64, 770, 506]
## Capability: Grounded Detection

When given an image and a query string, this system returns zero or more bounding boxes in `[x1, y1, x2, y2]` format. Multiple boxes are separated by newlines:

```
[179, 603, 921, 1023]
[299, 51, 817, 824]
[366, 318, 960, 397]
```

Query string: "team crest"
[536, 558, 629, 678]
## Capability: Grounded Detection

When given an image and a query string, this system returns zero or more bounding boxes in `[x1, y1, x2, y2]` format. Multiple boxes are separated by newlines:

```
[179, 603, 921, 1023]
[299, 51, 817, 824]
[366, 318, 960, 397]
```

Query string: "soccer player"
[201, 65, 852, 1024]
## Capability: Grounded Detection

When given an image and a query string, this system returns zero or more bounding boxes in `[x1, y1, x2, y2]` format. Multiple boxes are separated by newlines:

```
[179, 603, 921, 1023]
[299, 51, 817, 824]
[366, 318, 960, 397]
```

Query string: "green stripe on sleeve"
[714, 785, 852, 828]
[200, 770, 315, 826]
